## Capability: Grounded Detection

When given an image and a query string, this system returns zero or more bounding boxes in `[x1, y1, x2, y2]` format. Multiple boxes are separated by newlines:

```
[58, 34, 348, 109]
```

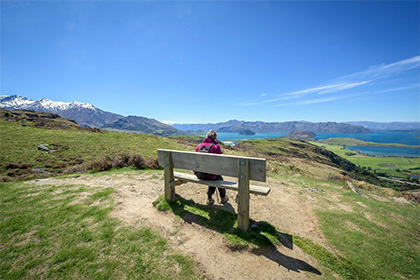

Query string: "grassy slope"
[0, 119, 196, 180]
[232, 138, 394, 188]
[275, 174, 420, 280]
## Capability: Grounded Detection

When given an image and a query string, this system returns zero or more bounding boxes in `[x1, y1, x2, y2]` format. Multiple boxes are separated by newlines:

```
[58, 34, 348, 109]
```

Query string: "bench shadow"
[167, 195, 321, 275]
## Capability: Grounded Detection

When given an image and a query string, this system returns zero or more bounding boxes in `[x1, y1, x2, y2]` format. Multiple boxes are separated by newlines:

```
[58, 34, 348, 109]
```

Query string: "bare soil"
[28, 171, 335, 280]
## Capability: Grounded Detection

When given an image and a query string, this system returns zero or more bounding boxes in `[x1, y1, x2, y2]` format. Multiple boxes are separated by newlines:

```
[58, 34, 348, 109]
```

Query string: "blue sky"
[1, 1, 419, 123]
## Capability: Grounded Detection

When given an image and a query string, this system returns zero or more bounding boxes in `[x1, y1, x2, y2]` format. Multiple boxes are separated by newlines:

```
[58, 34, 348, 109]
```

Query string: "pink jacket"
[196, 138, 222, 179]
[196, 138, 222, 154]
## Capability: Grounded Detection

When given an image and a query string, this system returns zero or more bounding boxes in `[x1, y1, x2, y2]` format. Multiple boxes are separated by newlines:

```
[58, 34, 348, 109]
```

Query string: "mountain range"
[2, 95, 418, 135]
[169, 119, 373, 133]
[347, 121, 420, 131]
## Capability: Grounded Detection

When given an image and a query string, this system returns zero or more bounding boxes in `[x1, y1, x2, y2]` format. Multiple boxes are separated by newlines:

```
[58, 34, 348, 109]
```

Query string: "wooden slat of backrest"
[157, 149, 266, 182]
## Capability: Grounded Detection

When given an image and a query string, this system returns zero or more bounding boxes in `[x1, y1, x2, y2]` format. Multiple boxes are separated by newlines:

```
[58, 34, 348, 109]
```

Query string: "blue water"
[346, 146, 420, 158]
[215, 131, 420, 157]
[315, 131, 420, 146]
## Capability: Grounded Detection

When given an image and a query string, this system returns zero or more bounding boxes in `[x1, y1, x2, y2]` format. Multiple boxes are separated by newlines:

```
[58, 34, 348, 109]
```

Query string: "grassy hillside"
[232, 138, 404, 189]
[0, 118, 196, 181]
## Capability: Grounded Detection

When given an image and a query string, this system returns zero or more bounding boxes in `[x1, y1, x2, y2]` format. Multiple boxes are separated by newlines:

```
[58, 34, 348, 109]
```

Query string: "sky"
[1, 1, 419, 124]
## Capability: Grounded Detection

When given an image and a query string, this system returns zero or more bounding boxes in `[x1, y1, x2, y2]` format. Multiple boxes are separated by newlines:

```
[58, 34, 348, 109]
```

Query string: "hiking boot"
[207, 198, 215, 205]
[220, 196, 229, 204]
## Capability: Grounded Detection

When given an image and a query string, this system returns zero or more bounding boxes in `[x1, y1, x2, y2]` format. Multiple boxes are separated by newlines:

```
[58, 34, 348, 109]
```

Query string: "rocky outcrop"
[239, 129, 256, 135]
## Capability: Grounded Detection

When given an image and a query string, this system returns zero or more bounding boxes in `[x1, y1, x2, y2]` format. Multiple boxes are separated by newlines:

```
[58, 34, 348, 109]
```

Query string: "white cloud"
[318, 81, 371, 94]
[376, 83, 420, 94]
[278, 92, 366, 106]
[337, 55, 420, 82]
[235, 55, 420, 107]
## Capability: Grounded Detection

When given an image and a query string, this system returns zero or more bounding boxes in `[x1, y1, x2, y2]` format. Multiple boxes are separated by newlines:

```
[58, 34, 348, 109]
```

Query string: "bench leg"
[237, 159, 250, 231]
[164, 152, 175, 202]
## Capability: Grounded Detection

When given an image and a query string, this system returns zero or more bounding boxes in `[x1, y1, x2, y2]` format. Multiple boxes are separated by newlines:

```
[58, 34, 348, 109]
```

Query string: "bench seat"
[174, 172, 270, 196]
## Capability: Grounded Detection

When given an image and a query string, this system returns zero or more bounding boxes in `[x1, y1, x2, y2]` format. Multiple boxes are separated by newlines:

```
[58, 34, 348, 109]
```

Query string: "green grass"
[298, 177, 420, 279]
[269, 173, 420, 279]
[0, 181, 203, 279]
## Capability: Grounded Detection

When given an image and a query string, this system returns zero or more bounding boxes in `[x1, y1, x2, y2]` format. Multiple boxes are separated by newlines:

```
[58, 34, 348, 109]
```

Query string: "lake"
[216, 131, 420, 157]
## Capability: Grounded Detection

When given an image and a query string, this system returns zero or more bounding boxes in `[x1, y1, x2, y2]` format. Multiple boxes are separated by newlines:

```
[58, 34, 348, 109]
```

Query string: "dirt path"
[28, 171, 334, 279]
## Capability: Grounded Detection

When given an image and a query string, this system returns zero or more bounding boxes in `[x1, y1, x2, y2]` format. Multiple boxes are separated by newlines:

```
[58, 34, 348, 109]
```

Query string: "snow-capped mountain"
[0, 95, 95, 112]
[0, 95, 35, 109]
[0, 95, 190, 136]
[0, 95, 122, 127]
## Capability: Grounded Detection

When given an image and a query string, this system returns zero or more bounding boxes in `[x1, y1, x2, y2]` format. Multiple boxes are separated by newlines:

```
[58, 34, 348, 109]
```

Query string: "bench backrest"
[157, 149, 266, 182]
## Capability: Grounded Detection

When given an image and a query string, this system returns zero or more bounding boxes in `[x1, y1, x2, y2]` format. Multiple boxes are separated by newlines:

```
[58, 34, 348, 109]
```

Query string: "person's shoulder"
[212, 143, 222, 154]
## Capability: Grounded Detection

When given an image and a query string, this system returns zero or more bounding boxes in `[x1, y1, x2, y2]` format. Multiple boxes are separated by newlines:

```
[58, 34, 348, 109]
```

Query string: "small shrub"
[129, 154, 146, 169]
[88, 159, 113, 172]
[145, 157, 159, 169]
[111, 153, 130, 168]
[5, 162, 32, 169]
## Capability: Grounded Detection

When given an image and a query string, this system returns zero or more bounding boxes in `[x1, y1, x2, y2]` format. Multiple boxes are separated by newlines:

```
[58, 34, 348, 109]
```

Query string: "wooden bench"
[157, 149, 270, 231]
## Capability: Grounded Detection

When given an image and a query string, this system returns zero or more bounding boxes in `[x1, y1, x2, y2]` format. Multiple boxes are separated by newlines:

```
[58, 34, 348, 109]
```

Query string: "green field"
[312, 141, 420, 181]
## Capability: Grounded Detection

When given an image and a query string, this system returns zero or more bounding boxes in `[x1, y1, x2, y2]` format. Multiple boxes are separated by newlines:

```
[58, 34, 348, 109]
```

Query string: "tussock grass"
[0, 181, 203, 279]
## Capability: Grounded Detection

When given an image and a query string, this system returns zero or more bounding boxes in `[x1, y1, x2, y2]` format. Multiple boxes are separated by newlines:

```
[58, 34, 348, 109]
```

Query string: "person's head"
[206, 129, 217, 140]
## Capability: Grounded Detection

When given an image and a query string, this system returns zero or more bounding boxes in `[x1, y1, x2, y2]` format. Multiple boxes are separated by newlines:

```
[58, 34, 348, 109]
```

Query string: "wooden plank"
[163, 151, 175, 202]
[237, 158, 250, 231]
[157, 149, 266, 182]
[173, 172, 270, 196]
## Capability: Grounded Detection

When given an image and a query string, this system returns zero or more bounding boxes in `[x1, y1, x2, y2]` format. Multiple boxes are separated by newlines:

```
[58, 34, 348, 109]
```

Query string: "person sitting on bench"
[195, 129, 229, 205]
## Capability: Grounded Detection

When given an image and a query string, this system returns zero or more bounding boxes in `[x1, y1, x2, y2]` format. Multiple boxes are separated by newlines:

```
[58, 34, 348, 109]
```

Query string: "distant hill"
[171, 120, 372, 133]
[0, 108, 101, 132]
[347, 121, 420, 131]
[0, 95, 189, 137]
[102, 116, 190, 137]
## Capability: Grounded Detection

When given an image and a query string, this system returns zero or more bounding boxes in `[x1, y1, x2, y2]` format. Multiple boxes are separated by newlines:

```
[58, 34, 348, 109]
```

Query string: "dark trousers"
[207, 186, 226, 199]
[206, 175, 226, 199]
